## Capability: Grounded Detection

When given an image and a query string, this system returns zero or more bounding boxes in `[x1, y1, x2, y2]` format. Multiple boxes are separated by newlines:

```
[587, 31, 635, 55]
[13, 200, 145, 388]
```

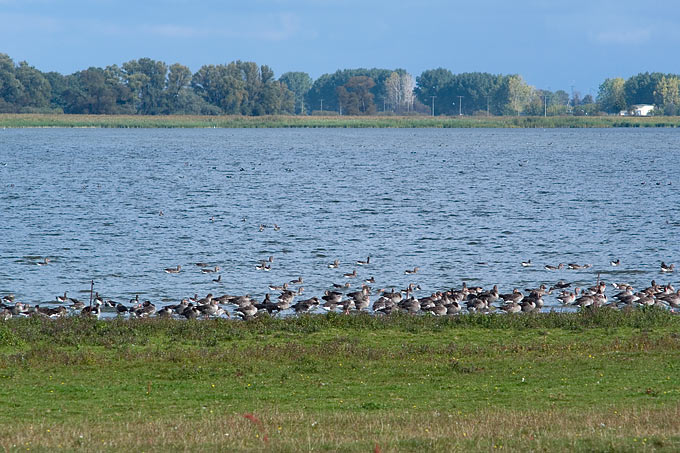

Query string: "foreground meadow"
[1, 309, 679, 451]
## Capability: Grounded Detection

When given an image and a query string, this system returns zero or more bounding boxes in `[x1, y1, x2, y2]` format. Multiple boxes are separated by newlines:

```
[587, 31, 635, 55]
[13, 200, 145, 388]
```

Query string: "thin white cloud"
[140, 12, 301, 41]
[592, 28, 653, 45]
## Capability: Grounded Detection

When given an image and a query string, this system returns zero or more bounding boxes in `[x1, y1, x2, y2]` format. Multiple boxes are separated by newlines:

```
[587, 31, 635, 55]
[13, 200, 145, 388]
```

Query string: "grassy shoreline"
[2, 113, 680, 128]
[2, 310, 680, 451]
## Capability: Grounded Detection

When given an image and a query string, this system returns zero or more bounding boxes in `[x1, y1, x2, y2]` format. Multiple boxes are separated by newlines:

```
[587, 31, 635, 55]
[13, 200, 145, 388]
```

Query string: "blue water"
[0, 127, 678, 309]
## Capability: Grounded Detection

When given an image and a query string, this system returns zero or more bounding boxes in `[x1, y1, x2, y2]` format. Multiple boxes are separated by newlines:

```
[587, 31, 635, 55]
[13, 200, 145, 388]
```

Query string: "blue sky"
[2, 0, 680, 95]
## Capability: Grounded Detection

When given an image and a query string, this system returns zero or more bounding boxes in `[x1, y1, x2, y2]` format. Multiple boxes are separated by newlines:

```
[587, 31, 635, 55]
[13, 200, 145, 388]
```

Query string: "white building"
[620, 104, 655, 116]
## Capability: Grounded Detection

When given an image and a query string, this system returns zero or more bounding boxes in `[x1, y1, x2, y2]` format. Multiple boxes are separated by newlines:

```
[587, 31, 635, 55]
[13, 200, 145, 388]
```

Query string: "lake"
[0, 127, 678, 310]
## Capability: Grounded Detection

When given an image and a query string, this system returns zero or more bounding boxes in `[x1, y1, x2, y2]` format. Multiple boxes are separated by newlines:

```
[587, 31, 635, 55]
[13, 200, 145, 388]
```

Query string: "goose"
[169, 299, 189, 315]
[333, 282, 351, 289]
[56, 291, 68, 303]
[356, 257, 370, 266]
[446, 300, 462, 315]
[69, 299, 85, 310]
[255, 294, 280, 314]
[36, 258, 50, 266]
[213, 275, 221, 283]
[181, 305, 200, 319]
[273, 224, 281, 231]
[499, 288, 524, 304]
[236, 303, 258, 319]
[661, 262, 675, 272]
[292, 297, 320, 313]
[556, 291, 576, 305]
[610, 259, 620, 266]
[195, 262, 210, 267]
[500, 301, 522, 314]
[157, 306, 174, 318]
[290, 276, 303, 285]
[365, 276, 375, 283]
[567, 263, 582, 270]
[328, 259, 339, 269]
[134, 300, 156, 317]
[81, 300, 102, 318]
[322, 290, 343, 307]
[427, 304, 447, 316]
[195, 293, 213, 306]
[197, 300, 222, 317]
[404, 267, 419, 275]
[277, 291, 296, 310]
[660, 290, 680, 309]
[201, 266, 220, 273]
[269, 282, 288, 291]
[521, 260, 532, 267]
[544, 263, 564, 271]
[164, 265, 181, 274]
[344, 269, 357, 278]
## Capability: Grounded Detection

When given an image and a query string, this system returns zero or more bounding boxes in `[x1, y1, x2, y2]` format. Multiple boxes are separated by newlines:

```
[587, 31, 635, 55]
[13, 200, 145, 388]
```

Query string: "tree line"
[0, 53, 676, 116]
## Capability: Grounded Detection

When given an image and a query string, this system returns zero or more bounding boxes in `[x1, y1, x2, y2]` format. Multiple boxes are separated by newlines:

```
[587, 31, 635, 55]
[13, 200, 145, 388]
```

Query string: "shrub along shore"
[2, 113, 680, 128]
[1, 309, 679, 451]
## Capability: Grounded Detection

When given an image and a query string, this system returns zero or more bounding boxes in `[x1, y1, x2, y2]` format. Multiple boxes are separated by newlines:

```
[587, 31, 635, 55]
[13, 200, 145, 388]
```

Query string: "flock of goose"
[1, 257, 677, 321]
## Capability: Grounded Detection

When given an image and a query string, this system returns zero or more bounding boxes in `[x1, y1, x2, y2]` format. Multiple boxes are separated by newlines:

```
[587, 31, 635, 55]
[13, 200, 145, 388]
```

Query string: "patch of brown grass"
[2, 404, 678, 452]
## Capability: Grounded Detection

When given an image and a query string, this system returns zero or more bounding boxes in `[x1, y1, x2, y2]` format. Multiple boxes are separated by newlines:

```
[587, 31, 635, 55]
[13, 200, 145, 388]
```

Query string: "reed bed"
[2, 113, 680, 128]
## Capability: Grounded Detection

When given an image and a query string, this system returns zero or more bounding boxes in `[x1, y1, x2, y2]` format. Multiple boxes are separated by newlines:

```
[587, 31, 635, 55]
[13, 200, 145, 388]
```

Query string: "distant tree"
[385, 71, 415, 113]
[653, 75, 680, 115]
[191, 61, 292, 115]
[62, 67, 133, 114]
[550, 90, 570, 106]
[279, 72, 312, 114]
[122, 58, 169, 114]
[623, 72, 664, 106]
[0, 53, 23, 111]
[581, 94, 594, 105]
[506, 75, 532, 115]
[337, 76, 376, 115]
[440, 72, 506, 115]
[44, 71, 68, 111]
[14, 61, 51, 110]
[415, 68, 453, 114]
[597, 78, 626, 113]
[306, 68, 397, 114]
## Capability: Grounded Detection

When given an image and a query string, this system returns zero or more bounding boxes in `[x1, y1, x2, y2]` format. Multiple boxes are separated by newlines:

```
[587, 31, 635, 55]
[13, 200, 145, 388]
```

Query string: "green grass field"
[1, 309, 679, 451]
[2, 113, 680, 128]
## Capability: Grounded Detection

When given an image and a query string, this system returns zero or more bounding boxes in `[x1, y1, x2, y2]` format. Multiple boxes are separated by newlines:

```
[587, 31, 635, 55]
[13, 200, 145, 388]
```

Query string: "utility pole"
[430, 96, 436, 116]
[486, 96, 490, 117]
[457, 96, 463, 116]
[544, 92, 547, 117]
[320, 99, 323, 112]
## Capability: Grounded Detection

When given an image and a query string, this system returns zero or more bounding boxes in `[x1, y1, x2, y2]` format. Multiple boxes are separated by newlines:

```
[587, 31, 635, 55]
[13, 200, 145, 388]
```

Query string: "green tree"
[165, 63, 192, 114]
[62, 67, 133, 114]
[653, 75, 680, 115]
[279, 72, 312, 114]
[414, 68, 453, 114]
[623, 72, 664, 107]
[122, 58, 168, 114]
[14, 61, 52, 110]
[506, 75, 532, 115]
[0, 53, 23, 111]
[337, 76, 376, 115]
[597, 78, 627, 113]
